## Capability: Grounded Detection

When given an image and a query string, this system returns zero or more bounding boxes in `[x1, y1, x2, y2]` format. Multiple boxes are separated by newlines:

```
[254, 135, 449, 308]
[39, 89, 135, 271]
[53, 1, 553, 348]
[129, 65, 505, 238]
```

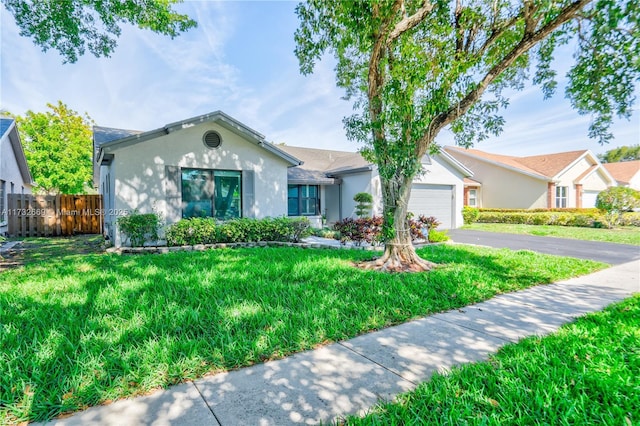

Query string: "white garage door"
[582, 190, 600, 208]
[408, 184, 454, 229]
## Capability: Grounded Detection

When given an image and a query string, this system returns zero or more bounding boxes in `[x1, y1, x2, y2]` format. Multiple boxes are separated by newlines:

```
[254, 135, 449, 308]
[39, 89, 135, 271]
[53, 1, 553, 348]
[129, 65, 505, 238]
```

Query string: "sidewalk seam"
[337, 341, 419, 387]
[191, 381, 223, 426]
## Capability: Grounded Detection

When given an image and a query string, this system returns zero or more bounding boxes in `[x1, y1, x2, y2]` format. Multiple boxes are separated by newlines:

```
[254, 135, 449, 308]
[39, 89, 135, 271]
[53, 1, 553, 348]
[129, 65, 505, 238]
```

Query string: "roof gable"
[445, 146, 549, 179]
[279, 145, 472, 184]
[93, 111, 301, 167]
[517, 150, 589, 178]
[445, 146, 609, 181]
[603, 160, 640, 184]
[0, 117, 34, 185]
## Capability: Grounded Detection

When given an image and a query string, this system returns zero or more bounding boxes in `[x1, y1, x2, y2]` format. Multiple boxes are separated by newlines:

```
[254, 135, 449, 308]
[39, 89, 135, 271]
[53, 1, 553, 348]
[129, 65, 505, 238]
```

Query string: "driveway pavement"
[448, 229, 640, 265]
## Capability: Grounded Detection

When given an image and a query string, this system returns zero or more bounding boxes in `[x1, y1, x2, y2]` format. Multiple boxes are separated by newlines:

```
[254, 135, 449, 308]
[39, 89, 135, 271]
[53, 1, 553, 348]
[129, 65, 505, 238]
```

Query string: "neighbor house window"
[288, 185, 320, 216]
[468, 189, 478, 207]
[0, 180, 5, 222]
[555, 186, 568, 208]
[181, 169, 242, 219]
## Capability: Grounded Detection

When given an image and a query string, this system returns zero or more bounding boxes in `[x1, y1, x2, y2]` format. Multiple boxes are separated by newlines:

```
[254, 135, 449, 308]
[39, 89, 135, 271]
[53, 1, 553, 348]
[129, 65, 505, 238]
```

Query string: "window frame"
[288, 184, 320, 216]
[555, 185, 568, 208]
[468, 188, 478, 207]
[181, 168, 242, 220]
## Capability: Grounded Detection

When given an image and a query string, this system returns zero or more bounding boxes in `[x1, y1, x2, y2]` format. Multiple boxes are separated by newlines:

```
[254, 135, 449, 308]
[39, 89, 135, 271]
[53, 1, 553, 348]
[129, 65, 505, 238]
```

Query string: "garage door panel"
[408, 184, 454, 229]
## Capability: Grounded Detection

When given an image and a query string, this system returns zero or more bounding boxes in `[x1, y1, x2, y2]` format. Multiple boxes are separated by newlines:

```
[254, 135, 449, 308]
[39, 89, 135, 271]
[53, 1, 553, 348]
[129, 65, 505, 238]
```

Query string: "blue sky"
[1, 1, 638, 157]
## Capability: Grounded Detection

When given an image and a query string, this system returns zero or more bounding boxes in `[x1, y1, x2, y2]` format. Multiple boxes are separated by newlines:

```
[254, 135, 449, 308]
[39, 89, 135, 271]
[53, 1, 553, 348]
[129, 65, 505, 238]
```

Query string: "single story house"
[602, 160, 640, 190]
[277, 145, 472, 229]
[94, 111, 471, 246]
[445, 146, 617, 209]
[0, 117, 33, 235]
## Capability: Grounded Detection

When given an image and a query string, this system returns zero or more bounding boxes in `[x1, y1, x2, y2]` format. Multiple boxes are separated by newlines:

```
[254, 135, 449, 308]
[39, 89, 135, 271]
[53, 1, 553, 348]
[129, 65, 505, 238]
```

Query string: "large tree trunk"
[361, 172, 437, 272]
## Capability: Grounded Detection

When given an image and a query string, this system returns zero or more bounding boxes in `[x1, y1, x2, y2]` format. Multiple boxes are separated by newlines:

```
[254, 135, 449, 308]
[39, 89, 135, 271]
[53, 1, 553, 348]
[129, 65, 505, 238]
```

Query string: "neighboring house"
[0, 117, 33, 235]
[94, 111, 472, 246]
[278, 145, 473, 230]
[93, 111, 302, 246]
[445, 146, 617, 209]
[602, 160, 640, 190]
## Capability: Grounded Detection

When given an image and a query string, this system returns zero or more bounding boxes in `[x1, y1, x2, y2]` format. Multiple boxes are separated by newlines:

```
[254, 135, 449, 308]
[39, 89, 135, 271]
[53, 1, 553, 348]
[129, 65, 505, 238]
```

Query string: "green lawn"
[463, 223, 640, 245]
[345, 295, 640, 425]
[0, 245, 604, 423]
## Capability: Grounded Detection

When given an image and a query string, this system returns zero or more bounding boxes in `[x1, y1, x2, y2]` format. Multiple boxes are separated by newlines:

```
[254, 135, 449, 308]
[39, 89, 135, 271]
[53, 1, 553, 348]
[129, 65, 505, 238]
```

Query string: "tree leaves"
[1, 0, 197, 63]
[15, 101, 94, 194]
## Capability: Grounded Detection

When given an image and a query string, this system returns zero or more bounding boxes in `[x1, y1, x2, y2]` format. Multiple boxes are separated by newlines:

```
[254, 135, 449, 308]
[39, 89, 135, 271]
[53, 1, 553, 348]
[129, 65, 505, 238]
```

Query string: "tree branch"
[419, 0, 593, 156]
[387, 0, 435, 45]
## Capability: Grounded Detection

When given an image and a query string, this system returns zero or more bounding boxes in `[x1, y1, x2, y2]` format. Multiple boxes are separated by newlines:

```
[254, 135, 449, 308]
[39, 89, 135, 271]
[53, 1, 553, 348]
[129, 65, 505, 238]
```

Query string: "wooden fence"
[7, 194, 103, 237]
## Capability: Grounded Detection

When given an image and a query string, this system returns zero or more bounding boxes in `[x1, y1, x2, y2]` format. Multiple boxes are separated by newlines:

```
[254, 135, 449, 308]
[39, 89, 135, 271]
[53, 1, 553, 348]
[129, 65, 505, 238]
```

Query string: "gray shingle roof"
[277, 145, 372, 184]
[0, 117, 15, 138]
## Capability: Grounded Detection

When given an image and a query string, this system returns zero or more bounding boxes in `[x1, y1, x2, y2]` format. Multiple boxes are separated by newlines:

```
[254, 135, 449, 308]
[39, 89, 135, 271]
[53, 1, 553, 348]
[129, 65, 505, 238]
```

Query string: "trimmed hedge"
[473, 210, 640, 227]
[165, 217, 311, 246]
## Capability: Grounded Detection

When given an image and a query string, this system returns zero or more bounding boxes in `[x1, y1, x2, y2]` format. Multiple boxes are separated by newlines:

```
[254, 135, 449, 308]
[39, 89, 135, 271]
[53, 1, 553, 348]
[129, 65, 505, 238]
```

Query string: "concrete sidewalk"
[35, 260, 639, 426]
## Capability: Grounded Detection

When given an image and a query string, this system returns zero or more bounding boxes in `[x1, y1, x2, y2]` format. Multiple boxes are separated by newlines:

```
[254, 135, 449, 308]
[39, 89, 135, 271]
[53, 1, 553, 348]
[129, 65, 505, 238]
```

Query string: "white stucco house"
[94, 111, 472, 246]
[603, 160, 640, 190]
[0, 117, 33, 235]
[93, 112, 302, 246]
[445, 146, 617, 209]
[278, 145, 472, 229]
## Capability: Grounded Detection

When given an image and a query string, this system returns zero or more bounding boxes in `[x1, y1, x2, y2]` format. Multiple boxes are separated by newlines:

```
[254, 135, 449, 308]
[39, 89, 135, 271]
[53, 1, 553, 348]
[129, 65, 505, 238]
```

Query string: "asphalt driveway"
[448, 229, 640, 265]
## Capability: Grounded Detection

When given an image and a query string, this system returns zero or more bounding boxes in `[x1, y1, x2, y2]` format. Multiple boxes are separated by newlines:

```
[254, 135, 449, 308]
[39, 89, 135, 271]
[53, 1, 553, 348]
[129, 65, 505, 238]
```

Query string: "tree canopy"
[1, 0, 196, 63]
[14, 101, 94, 195]
[295, 0, 639, 271]
[598, 145, 640, 163]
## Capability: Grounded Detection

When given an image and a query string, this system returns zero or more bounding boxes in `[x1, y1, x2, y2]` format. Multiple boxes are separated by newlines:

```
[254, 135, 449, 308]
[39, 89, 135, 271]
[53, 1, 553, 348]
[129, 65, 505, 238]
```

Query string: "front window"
[181, 169, 241, 219]
[555, 186, 567, 208]
[288, 184, 320, 216]
[468, 189, 478, 207]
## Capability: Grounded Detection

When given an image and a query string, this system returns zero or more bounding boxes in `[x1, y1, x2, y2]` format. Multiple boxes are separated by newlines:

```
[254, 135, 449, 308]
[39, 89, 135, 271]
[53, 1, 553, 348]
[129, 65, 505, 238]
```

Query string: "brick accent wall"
[547, 182, 555, 208]
[575, 184, 583, 208]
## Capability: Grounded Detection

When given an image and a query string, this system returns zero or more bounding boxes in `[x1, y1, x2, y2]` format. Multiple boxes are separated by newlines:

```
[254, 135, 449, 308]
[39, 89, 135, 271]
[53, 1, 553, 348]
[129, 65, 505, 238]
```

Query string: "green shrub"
[353, 192, 373, 218]
[117, 210, 162, 247]
[462, 206, 479, 224]
[165, 218, 217, 246]
[428, 229, 449, 243]
[165, 217, 311, 246]
[476, 211, 605, 228]
[596, 187, 640, 228]
[620, 212, 640, 227]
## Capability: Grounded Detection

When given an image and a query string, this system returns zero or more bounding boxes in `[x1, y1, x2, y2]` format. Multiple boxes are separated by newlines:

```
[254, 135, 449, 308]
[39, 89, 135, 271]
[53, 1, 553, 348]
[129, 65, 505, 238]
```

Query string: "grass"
[463, 223, 640, 245]
[0, 243, 605, 423]
[0, 235, 104, 271]
[344, 295, 640, 425]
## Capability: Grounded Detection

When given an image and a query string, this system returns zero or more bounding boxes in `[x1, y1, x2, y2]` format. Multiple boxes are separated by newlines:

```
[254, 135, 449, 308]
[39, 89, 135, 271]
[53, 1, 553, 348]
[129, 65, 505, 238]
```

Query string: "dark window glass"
[182, 169, 241, 219]
[288, 184, 319, 216]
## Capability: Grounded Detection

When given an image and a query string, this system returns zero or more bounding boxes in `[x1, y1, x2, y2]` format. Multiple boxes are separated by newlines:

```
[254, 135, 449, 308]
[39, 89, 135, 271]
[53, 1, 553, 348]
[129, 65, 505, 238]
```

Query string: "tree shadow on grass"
[0, 244, 600, 422]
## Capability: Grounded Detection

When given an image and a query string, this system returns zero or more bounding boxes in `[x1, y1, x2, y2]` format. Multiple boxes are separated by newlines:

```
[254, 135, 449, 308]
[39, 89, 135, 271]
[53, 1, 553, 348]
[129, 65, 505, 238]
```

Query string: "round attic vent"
[203, 131, 222, 149]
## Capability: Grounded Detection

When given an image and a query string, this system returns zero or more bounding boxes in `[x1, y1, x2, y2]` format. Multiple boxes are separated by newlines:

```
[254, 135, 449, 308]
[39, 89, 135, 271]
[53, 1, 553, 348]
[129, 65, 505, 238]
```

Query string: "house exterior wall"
[0, 130, 32, 234]
[555, 157, 593, 208]
[107, 122, 290, 246]
[412, 155, 466, 227]
[340, 171, 375, 219]
[449, 155, 548, 209]
[629, 172, 640, 190]
[337, 154, 466, 228]
[324, 185, 341, 223]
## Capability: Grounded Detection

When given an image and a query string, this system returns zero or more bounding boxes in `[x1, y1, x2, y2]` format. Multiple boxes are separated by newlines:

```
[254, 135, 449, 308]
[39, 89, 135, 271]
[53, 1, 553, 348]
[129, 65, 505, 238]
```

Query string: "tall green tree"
[598, 145, 640, 163]
[15, 101, 94, 194]
[295, 0, 639, 271]
[1, 0, 196, 63]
